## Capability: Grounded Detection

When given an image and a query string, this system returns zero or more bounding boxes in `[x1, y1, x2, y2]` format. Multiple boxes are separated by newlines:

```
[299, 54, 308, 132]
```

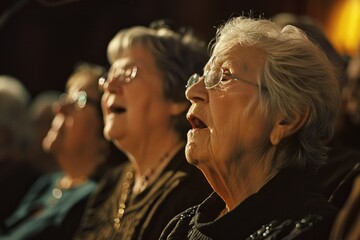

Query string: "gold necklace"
[134, 150, 170, 193]
[113, 170, 134, 230]
[112, 141, 183, 231]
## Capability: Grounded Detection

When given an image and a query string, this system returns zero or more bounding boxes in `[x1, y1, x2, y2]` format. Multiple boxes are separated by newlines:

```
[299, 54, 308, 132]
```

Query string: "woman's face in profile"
[43, 75, 103, 156]
[185, 46, 271, 173]
[101, 46, 177, 153]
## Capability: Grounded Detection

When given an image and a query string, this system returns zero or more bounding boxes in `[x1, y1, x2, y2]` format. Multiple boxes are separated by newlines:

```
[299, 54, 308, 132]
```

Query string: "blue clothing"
[0, 172, 96, 240]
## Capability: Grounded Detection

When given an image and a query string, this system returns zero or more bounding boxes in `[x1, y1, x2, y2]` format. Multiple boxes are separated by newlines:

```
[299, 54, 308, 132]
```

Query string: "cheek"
[210, 99, 267, 159]
[69, 114, 102, 145]
[129, 92, 168, 128]
[210, 100, 241, 147]
[209, 120, 240, 164]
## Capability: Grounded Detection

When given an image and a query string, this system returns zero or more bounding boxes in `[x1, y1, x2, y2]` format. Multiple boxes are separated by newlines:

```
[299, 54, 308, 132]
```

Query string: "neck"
[127, 137, 184, 193]
[205, 153, 278, 211]
[56, 151, 102, 180]
[124, 130, 182, 175]
[57, 174, 88, 189]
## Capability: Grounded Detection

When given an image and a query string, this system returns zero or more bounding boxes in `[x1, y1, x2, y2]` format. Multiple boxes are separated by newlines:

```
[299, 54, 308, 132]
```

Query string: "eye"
[221, 69, 233, 82]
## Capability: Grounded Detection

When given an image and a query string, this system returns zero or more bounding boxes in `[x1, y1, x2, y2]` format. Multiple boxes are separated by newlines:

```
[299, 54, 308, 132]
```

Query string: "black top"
[74, 147, 212, 240]
[160, 168, 338, 240]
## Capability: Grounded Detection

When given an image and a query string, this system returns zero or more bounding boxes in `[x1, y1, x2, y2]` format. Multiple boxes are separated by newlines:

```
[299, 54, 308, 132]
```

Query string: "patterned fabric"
[160, 168, 338, 240]
[74, 147, 212, 240]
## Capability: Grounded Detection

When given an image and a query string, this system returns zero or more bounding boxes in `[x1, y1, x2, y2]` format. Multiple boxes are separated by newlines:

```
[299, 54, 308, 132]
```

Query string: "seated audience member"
[0, 75, 39, 223]
[0, 63, 123, 240]
[29, 91, 62, 173]
[160, 16, 340, 240]
[330, 173, 360, 240]
[73, 20, 212, 240]
[321, 56, 360, 208]
[341, 45, 360, 149]
[273, 12, 360, 211]
[328, 46, 360, 240]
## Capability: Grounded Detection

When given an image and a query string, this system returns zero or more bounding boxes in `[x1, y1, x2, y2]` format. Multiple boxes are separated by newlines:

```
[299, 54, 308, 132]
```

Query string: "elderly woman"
[160, 16, 341, 240]
[0, 76, 38, 223]
[0, 63, 122, 240]
[74, 21, 212, 240]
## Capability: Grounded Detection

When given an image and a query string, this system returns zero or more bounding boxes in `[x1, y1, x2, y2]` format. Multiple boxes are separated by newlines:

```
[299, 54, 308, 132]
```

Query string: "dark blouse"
[160, 168, 338, 240]
[74, 147, 212, 240]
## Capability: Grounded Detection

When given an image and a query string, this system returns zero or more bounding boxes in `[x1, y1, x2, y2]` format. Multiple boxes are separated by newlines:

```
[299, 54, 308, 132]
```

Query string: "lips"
[187, 114, 207, 129]
[104, 94, 126, 114]
[109, 105, 126, 114]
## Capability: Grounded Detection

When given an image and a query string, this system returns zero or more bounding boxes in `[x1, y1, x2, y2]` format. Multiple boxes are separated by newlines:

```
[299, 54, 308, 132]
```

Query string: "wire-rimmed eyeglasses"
[98, 66, 138, 91]
[186, 67, 264, 90]
[58, 91, 99, 109]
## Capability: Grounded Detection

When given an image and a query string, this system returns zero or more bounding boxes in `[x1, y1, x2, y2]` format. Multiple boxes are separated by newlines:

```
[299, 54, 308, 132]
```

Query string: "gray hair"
[212, 17, 341, 172]
[0, 75, 33, 158]
[107, 24, 208, 140]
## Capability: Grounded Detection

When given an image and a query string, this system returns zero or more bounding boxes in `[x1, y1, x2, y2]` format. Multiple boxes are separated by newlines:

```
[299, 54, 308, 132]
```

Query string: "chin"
[186, 158, 200, 166]
[103, 129, 112, 141]
[185, 145, 199, 166]
[104, 131, 119, 141]
[103, 123, 118, 140]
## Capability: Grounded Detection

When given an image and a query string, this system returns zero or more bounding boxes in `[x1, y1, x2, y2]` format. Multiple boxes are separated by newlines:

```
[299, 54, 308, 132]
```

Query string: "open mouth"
[109, 105, 126, 114]
[188, 114, 208, 129]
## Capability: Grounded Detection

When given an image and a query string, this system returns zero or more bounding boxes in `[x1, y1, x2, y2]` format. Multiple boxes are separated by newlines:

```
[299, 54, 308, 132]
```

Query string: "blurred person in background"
[341, 45, 360, 149]
[28, 90, 62, 173]
[0, 75, 39, 224]
[74, 20, 212, 240]
[0, 63, 125, 240]
[273, 12, 360, 212]
[330, 173, 360, 240]
[328, 44, 360, 240]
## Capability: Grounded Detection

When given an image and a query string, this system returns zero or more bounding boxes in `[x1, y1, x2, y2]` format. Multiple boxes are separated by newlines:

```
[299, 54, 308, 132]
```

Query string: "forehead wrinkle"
[229, 47, 265, 79]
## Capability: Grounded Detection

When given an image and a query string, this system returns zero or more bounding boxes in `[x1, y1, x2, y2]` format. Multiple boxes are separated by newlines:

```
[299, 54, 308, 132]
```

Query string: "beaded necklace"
[113, 141, 183, 230]
[113, 170, 134, 230]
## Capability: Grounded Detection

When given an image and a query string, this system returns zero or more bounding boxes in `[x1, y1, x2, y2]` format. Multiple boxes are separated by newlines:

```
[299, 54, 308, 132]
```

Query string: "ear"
[168, 101, 189, 116]
[270, 107, 310, 145]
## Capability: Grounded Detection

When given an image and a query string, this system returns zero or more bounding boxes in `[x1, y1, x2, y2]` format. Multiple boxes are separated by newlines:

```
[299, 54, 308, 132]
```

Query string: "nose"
[185, 76, 208, 103]
[103, 75, 123, 94]
[53, 101, 71, 115]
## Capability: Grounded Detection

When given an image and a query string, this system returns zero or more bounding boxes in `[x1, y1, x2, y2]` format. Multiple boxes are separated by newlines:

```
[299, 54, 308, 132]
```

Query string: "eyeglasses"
[58, 91, 99, 109]
[98, 66, 138, 91]
[186, 67, 263, 90]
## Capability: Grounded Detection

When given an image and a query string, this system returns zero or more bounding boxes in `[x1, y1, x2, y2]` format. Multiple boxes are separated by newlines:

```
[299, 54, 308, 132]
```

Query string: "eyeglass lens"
[58, 91, 88, 109]
[186, 67, 223, 89]
[98, 66, 138, 91]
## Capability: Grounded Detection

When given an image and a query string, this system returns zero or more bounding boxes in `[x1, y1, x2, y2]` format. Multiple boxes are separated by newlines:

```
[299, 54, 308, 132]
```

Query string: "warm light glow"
[326, 0, 360, 56]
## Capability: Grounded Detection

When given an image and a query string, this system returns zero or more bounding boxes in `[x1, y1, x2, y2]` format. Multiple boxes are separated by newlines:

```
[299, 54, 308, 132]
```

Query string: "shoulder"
[85, 163, 130, 207]
[159, 205, 198, 240]
[26, 172, 62, 193]
[95, 163, 129, 192]
[247, 213, 335, 240]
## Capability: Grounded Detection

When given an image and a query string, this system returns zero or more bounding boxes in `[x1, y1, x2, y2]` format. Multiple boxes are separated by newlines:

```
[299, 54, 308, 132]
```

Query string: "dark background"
[0, 0, 336, 98]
